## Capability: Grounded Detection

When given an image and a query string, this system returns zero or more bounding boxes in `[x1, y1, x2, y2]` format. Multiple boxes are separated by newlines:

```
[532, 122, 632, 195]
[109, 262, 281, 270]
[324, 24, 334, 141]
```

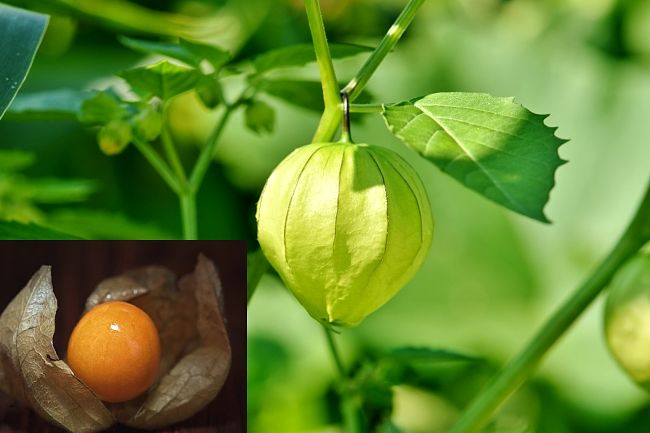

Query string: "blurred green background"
[2, 0, 650, 431]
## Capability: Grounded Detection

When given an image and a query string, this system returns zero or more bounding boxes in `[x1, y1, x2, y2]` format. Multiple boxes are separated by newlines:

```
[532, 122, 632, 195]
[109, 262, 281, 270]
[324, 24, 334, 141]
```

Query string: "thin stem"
[323, 326, 365, 433]
[180, 192, 197, 240]
[343, 0, 426, 101]
[132, 136, 181, 194]
[341, 91, 352, 143]
[349, 103, 384, 113]
[304, 0, 340, 109]
[161, 104, 188, 185]
[189, 105, 234, 193]
[451, 180, 650, 433]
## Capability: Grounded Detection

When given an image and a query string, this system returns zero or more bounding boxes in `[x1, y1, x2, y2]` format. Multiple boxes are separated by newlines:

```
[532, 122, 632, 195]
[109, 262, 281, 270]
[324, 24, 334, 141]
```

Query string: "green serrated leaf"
[0, 220, 82, 240]
[252, 43, 371, 74]
[383, 93, 567, 222]
[119, 36, 230, 69]
[0, 149, 35, 172]
[245, 100, 275, 134]
[119, 60, 201, 100]
[47, 210, 174, 240]
[6, 89, 95, 121]
[78, 90, 126, 124]
[0, 4, 48, 120]
[388, 347, 479, 363]
[259, 79, 373, 112]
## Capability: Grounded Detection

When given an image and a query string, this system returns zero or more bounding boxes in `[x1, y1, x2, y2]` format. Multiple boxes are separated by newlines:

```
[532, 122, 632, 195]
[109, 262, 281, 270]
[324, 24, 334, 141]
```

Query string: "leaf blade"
[0, 5, 48, 120]
[252, 43, 371, 74]
[384, 93, 567, 222]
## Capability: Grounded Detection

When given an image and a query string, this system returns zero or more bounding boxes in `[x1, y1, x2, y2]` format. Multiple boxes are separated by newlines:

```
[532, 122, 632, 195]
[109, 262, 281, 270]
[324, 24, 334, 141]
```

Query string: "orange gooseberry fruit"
[67, 301, 161, 403]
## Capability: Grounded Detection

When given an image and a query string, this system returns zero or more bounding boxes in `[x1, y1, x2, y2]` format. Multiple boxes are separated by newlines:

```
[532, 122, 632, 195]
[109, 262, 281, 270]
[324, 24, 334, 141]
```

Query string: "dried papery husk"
[0, 255, 232, 432]
[94, 254, 232, 428]
[0, 266, 114, 433]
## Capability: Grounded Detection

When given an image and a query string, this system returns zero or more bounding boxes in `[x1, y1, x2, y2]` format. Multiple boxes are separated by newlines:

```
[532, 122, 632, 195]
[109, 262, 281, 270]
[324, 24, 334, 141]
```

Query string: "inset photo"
[0, 241, 245, 432]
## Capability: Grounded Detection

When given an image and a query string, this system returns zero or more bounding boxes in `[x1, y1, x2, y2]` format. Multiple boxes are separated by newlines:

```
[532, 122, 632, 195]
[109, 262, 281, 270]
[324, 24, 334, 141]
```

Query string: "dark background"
[0, 241, 246, 433]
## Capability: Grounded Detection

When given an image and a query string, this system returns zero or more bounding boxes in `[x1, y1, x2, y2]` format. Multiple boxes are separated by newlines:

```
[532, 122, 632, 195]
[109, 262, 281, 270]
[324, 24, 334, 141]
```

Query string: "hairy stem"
[451, 180, 650, 433]
[342, 0, 427, 101]
[323, 327, 365, 433]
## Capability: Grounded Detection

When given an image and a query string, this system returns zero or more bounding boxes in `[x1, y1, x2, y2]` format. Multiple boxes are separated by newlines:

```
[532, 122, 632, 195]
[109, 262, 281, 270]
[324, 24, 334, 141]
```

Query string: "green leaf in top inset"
[119, 36, 230, 69]
[383, 92, 568, 222]
[259, 79, 373, 112]
[119, 60, 201, 100]
[252, 43, 371, 74]
[0, 4, 48, 120]
[78, 90, 125, 124]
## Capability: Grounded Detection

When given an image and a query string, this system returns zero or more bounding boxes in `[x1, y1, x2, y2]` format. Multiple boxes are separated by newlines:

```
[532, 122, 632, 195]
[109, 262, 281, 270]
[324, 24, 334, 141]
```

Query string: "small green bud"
[133, 108, 163, 141]
[256, 142, 434, 327]
[605, 252, 650, 391]
[196, 75, 223, 109]
[98, 119, 132, 155]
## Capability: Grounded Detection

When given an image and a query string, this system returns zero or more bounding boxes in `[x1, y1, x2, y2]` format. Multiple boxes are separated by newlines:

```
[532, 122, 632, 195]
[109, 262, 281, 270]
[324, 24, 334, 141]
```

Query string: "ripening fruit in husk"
[256, 141, 433, 327]
[604, 252, 650, 391]
[67, 301, 161, 402]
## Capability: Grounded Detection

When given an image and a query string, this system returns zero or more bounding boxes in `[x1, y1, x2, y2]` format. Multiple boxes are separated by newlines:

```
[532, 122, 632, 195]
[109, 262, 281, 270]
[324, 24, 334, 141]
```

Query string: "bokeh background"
[1, 0, 650, 432]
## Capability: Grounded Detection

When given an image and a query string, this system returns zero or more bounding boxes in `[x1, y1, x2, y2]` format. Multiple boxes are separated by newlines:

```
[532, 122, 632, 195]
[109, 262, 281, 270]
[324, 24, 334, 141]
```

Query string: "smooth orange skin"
[67, 301, 161, 403]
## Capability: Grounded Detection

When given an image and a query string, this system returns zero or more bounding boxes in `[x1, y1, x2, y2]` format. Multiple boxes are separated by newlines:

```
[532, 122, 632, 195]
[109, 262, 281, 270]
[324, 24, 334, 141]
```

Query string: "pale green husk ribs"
[256, 142, 434, 327]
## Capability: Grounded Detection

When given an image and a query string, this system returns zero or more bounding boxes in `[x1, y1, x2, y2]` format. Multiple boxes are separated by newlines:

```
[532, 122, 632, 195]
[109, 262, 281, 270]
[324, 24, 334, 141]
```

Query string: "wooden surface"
[0, 241, 246, 433]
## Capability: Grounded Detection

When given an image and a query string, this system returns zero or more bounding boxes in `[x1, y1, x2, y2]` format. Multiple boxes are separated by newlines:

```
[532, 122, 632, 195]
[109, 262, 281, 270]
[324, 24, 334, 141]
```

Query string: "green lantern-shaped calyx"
[256, 141, 434, 327]
[605, 252, 650, 391]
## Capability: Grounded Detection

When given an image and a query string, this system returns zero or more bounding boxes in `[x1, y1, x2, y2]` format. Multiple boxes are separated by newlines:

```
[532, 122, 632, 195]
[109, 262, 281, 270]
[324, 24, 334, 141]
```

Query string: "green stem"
[180, 192, 197, 240]
[132, 136, 181, 194]
[189, 105, 234, 193]
[304, 0, 340, 110]
[161, 104, 188, 185]
[349, 103, 384, 113]
[342, 0, 427, 101]
[323, 327, 365, 433]
[450, 180, 650, 433]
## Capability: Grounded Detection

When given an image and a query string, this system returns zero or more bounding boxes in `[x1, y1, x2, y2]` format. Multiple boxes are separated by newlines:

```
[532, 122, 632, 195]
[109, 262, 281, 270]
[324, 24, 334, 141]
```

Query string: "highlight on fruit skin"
[67, 301, 161, 403]
[604, 252, 650, 391]
[256, 141, 434, 327]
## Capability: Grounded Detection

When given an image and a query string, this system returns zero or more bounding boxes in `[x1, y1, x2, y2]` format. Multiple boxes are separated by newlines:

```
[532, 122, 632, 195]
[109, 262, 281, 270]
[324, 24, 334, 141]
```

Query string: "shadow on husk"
[0, 254, 231, 432]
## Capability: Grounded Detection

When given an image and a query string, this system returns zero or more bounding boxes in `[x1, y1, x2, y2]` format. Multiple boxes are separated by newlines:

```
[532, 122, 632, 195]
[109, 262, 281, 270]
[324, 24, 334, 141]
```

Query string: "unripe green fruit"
[256, 142, 434, 327]
[604, 252, 650, 391]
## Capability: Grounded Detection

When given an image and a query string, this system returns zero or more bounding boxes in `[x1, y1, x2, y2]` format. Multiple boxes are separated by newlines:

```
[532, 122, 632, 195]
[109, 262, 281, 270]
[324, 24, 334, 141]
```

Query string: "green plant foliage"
[383, 93, 568, 222]
[0, 220, 82, 240]
[5, 89, 95, 121]
[259, 79, 373, 112]
[252, 43, 371, 74]
[195, 75, 223, 109]
[119, 36, 230, 69]
[78, 90, 126, 124]
[245, 99, 275, 134]
[119, 60, 201, 100]
[0, 4, 48, 119]
[387, 347, 480, 363]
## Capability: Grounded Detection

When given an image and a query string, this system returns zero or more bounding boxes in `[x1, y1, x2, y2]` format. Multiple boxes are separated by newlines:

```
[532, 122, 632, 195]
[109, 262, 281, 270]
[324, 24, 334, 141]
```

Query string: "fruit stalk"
[451, 179, 650, 433]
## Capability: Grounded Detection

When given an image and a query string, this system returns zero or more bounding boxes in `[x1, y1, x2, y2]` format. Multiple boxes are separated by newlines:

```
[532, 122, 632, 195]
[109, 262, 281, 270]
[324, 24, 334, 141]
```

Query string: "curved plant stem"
[161, 104, 188, 185]
[132, 136, 181, 194]
[342, 0, 427, 101]
[450, 180, 650, 433]
[305, 0, 342, 143]
[323, 327, 365, 433]
[189, 104, 234, 193]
